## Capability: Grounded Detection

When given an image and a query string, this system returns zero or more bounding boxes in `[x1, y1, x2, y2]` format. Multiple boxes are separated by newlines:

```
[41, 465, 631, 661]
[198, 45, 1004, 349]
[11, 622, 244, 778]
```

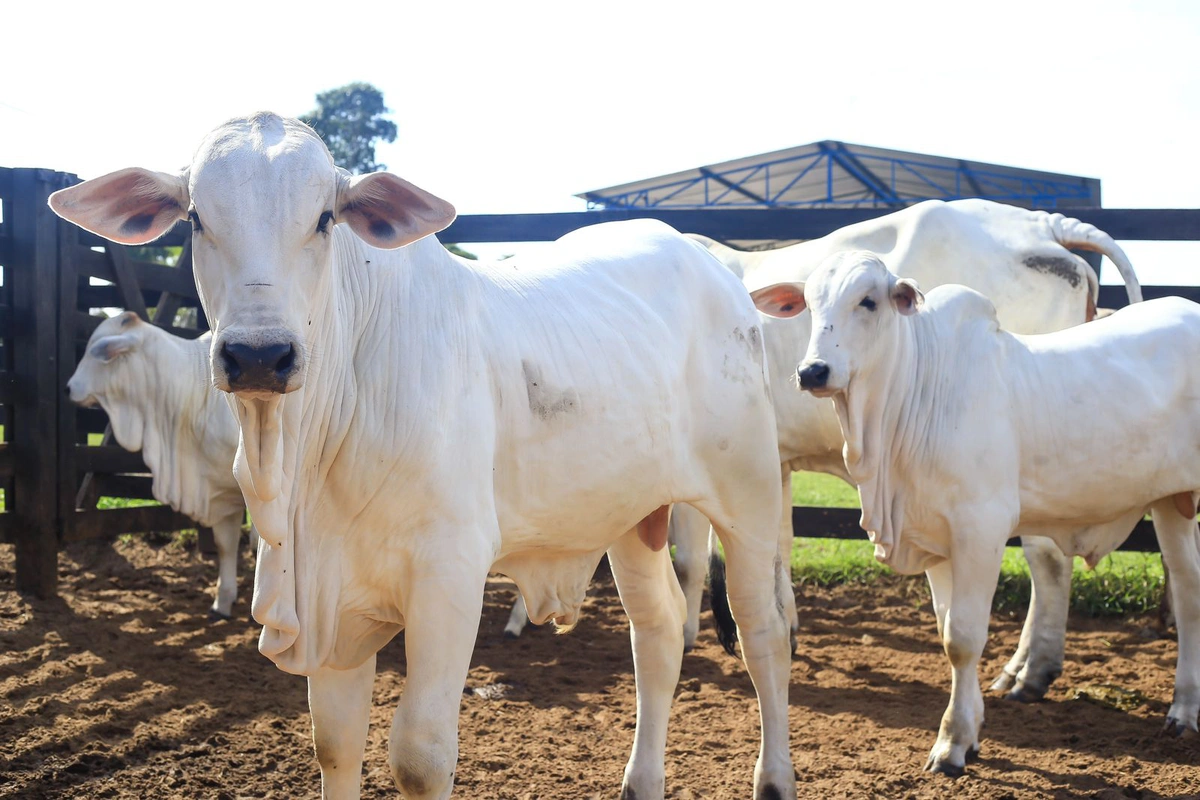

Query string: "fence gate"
[1, 168, 212, 598]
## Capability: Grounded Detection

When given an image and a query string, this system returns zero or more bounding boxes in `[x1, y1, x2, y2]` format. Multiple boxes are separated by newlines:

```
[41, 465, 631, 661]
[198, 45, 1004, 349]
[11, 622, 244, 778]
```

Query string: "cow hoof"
[1005, 682, 1047, 703]
[208, 608, 233, 622]
[1162, 717, 1199, 738]
[682, 641, 694, 655]
[966, 744, 981, 763]
[502, 629, 520, 641]
[989, 671, 1015, 692]
[924, 755, 966, 778]
[754, 783, 787, 800]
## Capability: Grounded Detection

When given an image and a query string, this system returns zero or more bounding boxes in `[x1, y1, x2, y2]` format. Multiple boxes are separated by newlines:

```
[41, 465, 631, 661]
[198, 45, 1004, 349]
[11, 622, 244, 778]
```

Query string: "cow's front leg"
[1151, 500, 1200, 735]
[388, 556, 488, 800]
[721, 527, 796, 798]
[209, 511, 247, 619]
[309, 654, 377, 799]
[668, 503, 710, 652]
[609, 526, 686, 799]
[989, 535, 1069, 700]
[925, 541, 1003, 777]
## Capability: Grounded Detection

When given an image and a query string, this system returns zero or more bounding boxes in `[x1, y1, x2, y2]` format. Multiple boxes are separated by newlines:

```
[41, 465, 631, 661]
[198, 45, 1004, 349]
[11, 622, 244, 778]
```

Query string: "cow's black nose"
[797, 362, 830, 390]
[221, 341, 296, 392]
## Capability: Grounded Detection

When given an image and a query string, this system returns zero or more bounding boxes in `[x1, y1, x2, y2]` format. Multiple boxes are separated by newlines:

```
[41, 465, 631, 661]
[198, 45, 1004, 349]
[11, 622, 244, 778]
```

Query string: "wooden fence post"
[10, 169, 66, 597]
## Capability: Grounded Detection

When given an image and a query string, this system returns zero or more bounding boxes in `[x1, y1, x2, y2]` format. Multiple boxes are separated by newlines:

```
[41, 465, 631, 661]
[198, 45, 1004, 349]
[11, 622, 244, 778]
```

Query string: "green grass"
[787, 470, 1166, 616]
[788, 536, 1164, 616]
[96, 496, 160, 510]
[792, 471, 859, 507]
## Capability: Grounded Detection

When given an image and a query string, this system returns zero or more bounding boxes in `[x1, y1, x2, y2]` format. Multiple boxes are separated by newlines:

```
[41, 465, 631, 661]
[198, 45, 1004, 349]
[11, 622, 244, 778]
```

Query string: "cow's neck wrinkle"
[248, 232, 474, 673]
[834, 316, 923, 570]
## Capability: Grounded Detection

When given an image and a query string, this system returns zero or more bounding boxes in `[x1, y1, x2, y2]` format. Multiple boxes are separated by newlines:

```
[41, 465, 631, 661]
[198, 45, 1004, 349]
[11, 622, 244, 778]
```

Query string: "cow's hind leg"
[609, 524, 686, 799]
[309, 654, 376, 799]
[703, 505, 796, 799]
[1151, 500, 1200, 735]
[385, 548, 488, 799]
[990, 535, 1069, 700]
[503, 593, 530, 639]
[669, 503, 709, 652]
[209, 511, 247, 619]
[926, 536, 1003, 777]
[926, 559, 952, 639]
[776, 468, 800, 654]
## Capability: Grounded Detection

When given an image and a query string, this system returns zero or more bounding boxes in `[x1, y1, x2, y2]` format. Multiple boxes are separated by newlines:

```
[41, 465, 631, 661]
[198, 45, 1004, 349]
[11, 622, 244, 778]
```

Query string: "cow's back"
[1009, 297, 1200, 523]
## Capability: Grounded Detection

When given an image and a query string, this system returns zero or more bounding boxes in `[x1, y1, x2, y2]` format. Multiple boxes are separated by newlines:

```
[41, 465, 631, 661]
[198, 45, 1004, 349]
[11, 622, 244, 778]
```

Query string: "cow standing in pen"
[49, 112, 795, 800]
[753, 251, 1200, 776]
[68, 312, 256, 619]
[684, 202, 1144, 696]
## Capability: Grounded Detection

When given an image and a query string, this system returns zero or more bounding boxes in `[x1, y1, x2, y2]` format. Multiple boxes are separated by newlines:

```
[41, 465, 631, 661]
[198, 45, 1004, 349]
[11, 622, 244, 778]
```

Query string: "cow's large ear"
[890, 278, 924, 316]
[48, 168, 189, 245]
[750, 282, 807, 318]
[337, 172, 456, 250]
[90, 333, 137, 363]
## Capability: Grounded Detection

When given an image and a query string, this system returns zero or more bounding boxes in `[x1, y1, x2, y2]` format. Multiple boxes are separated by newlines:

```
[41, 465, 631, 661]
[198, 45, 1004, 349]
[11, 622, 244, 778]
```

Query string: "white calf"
[755, 251, 1200, 775]
[68, 312, 255, 618]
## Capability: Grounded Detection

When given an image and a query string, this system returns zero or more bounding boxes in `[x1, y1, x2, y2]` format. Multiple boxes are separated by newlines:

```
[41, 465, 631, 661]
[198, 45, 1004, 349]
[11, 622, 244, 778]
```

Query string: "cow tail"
[1046, 212, 1144, 306]
[707, 526, 739, 656]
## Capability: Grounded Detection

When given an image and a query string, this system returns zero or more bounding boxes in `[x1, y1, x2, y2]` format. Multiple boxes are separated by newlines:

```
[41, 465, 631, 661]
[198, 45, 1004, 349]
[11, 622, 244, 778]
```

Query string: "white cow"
[68, 312, 256, 618]
[673, 202, 1142, 699]
[49, 113, 795, 800]
[753, 251, 1200, 775]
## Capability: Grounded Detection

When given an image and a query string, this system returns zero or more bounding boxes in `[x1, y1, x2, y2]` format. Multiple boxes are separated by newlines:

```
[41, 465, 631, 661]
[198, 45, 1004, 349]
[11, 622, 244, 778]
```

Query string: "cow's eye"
[188, 209, 203, 233]
[316, 211, 335, 235]
[859, 296, 876, 311]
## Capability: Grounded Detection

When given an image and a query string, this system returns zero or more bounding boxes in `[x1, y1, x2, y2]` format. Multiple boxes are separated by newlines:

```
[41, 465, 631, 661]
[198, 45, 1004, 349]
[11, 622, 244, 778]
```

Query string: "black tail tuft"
[708, 548, 739, 656]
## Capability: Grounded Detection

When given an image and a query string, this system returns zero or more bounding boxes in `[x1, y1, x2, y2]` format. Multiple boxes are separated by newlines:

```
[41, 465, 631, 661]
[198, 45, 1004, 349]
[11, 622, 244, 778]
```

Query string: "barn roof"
[577, 141, 1101, 212]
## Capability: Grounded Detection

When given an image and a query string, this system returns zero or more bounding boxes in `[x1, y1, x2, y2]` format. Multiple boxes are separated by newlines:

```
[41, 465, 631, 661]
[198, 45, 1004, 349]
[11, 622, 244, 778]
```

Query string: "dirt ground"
[1, 538, 1197, 800]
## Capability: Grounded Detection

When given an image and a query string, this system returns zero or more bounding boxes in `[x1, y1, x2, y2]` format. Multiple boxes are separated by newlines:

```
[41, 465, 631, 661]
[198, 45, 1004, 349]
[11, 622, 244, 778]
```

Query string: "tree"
[300, 82, 398, 174]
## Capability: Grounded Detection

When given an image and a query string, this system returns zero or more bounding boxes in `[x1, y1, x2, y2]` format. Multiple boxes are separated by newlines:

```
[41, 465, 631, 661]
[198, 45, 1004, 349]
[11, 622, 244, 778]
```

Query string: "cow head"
[67, 311, 150, 450]
[750, 250, 922, 397]
[48, 112, 457, 398]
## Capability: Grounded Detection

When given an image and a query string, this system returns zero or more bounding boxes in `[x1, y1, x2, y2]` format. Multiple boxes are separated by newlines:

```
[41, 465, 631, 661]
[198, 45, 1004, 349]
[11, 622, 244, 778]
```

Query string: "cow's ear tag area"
[750, 283, 807, 318]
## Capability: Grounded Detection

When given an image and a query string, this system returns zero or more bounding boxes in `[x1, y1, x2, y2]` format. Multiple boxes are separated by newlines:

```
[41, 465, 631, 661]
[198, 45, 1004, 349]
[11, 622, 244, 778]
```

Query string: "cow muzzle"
[214, 333, 304, 395]
[797, 360, 831, 392]
[66, 377, 95, 406]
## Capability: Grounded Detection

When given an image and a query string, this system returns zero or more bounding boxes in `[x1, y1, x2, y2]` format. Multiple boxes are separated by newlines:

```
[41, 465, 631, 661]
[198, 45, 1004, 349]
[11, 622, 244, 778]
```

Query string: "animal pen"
[2, 166, 1199, 598]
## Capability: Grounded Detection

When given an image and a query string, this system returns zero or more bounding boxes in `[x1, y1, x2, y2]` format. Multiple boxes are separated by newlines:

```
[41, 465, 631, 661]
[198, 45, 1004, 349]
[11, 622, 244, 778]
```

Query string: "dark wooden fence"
[2, 165, 1198, 597]
[1, 168, 211, 597]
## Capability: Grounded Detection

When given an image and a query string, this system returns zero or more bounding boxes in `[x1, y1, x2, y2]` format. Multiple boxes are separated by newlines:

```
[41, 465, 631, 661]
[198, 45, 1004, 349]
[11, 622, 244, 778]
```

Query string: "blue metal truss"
[583, 143, 1096, 210]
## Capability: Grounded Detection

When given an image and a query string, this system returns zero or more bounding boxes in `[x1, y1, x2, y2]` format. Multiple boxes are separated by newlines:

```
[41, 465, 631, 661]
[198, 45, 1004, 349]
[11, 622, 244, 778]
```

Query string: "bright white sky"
[4, 0, 1198, 283]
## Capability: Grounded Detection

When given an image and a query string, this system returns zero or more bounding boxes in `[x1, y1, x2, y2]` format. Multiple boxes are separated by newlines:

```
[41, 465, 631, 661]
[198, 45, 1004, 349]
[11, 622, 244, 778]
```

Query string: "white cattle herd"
[45, 112, 1195, 797]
